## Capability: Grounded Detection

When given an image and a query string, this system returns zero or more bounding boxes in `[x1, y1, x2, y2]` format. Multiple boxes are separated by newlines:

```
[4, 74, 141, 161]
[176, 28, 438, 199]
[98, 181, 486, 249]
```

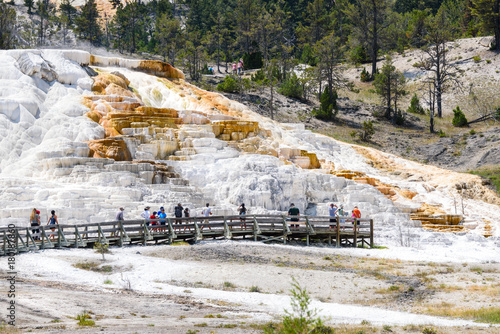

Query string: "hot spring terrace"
[0, 215, 374, 255]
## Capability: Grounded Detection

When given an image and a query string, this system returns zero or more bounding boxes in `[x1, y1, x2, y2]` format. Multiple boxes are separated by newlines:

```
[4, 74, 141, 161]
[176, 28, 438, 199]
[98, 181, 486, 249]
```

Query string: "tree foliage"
[0, 3, 17, 49]
[374, 55, 406, 122]
[452, 106, 468, 126]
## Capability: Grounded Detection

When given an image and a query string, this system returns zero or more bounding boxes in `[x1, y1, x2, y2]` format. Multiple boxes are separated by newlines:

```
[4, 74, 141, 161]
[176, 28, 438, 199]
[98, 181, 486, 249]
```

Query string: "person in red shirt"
[352, 206, 361, 219]
[352, 206, 361, 231]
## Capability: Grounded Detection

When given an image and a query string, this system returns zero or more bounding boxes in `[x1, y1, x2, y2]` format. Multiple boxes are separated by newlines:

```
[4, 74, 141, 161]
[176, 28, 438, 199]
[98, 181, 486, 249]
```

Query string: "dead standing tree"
[417, 9, 461, 129]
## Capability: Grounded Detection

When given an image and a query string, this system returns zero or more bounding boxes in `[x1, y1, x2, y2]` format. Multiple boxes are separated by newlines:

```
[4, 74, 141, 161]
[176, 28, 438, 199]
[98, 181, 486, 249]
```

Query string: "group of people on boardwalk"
[287, 203, 362, 230]
[29, 208, 58, 241]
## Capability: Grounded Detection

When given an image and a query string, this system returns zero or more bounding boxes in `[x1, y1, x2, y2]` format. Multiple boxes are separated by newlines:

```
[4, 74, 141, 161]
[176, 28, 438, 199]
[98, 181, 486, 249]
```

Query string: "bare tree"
[417, 9, 461, 119]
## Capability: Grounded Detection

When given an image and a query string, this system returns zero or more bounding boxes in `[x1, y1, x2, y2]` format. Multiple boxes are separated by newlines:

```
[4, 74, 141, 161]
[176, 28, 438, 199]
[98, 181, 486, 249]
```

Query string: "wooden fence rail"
[0, 215, 374, 256]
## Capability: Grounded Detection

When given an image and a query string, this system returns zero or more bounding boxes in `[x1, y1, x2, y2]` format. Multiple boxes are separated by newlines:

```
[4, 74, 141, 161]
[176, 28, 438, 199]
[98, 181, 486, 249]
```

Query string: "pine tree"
[345, 0, 391, 77]
[374, 55, 406, 123]
[156, 13, 184, 66]
[75, 0, 102, 45]
[470, 0, 500, 50]
[0, 3, 17, 49]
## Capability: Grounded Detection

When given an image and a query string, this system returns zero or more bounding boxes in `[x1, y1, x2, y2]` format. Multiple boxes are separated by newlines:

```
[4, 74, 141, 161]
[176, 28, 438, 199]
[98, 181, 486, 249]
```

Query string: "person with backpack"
[174, 203, 183, 229]
[287, 203, 300, 229]
[238, 203, 247, 229]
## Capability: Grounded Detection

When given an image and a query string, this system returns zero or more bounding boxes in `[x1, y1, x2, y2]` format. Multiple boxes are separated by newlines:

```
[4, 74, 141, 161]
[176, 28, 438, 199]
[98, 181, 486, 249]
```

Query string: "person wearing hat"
[141, 206, 151, 226]
[158, 207, 167, 232]
[30, 208, 41, 240]
[287, 203, 300, 229]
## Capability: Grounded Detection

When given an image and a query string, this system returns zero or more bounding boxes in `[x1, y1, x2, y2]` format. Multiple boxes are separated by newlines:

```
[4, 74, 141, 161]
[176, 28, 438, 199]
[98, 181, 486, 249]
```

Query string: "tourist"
[352, 206, 361, 219]
[183, 207, 191, 232]
[201, 203, 212, 230]
[113, 207, 124, 236]
[288, 203, 300, 229]
[47, 210, 58, 241]
[238, 203, 247, 229]
[174, 203, 183, 227]
[141, 206, 151, 226]
[237, 61, 242, 75]
[337, 204, 345, 229]
[150, 211, 158, 231]
[232, 63, 236, 74]
[158, 207, 167, 232]
[239, 58, 244, 74]
[329, 203, 338, 229]
[30, 208, 40, 240]
[116, 207, 125, 221]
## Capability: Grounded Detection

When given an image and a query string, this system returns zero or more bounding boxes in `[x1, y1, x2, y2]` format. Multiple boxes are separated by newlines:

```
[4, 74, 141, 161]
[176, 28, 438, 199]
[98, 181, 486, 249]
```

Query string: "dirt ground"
[2, 242, 499, 333]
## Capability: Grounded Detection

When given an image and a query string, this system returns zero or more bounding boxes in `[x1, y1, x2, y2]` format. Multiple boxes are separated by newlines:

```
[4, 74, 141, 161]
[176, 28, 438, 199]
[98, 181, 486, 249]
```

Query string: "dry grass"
[424, 302, 500, 323]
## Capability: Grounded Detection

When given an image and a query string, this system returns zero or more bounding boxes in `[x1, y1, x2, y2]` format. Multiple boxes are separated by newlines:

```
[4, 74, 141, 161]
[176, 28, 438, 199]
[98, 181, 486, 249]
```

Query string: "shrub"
[437, 129, 446, 137]
[251, 69, 266, 82]
[76, 311, 95, 326]
[452, 106, 468, 127]
[360, 68, 371, 82]
[264, 278, 332, 333]
[278, 73, 303, 99]
[217, 75, 240, 93]
[312, 87, 338, 121]
[359, 120, 375, 141]
[470, 129, 476, 135]
[393, 109, 405, 125]
[249, 286, 261, 293]
[407, 94, 425, 114]
[473, 55, 481, 63]
[422, 328, 437, 334]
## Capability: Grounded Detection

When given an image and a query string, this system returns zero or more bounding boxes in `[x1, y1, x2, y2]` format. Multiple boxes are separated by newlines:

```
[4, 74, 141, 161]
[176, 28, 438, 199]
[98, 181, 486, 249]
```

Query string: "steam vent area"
[0, 49, 499, 249]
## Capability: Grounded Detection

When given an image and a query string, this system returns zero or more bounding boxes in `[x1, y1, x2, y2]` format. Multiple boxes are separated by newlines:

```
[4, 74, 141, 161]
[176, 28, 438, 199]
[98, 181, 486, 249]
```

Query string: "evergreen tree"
[470, 0, 500, 50]
[59, 0, 77, 45]
[156, 13, 184, 66]
[374, 55, 406, 122]
[0, 3, 17, 49]
[75, 0, 102, 45]
[346, 0, 391, 77]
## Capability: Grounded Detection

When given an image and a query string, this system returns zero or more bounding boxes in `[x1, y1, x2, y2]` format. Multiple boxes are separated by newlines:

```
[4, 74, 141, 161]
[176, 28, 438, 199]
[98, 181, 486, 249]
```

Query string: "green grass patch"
[469, 166, 500, 195]
[73, 262, 113, 273]
[76, 311, 95, 326]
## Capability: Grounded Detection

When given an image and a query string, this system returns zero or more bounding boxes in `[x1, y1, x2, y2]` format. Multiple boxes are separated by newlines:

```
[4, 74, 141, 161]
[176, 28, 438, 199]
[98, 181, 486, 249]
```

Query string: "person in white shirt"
[201, 203, 212, 230]
[140, 206, 151, 225]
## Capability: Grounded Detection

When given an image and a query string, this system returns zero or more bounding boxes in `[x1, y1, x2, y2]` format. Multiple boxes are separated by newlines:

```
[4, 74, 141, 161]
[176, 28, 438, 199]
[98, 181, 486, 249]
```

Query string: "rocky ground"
[3, 242, 500, 333]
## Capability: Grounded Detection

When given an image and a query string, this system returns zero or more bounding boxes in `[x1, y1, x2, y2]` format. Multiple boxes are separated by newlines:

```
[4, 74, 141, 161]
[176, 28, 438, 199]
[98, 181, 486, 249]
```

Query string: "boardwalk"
[0, 215, 374, 256]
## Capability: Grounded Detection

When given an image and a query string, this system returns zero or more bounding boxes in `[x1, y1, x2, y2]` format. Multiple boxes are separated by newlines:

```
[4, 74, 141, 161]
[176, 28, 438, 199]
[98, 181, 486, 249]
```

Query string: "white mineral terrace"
[0, 49, 499, 262]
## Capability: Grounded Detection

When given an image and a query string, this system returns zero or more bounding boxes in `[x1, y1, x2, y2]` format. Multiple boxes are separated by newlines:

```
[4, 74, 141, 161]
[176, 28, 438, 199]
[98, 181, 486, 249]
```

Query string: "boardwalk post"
[97, 224, 108, 245]
[370, 219, 374, 248]
[282, 216, 290, 244]
[26, 228, 37, 251]
[167, 219, 177, 244]
[336, 219, 340, 248]
[252, 216, 261, 241]
[223, 217, 232, 239]
[193, 218, 202, 243]
[353, 219, 358, 248]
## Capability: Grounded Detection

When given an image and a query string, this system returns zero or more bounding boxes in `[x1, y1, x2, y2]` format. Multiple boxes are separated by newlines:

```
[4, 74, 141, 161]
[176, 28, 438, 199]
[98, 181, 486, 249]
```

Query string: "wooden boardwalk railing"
[0, 215, 374, 256]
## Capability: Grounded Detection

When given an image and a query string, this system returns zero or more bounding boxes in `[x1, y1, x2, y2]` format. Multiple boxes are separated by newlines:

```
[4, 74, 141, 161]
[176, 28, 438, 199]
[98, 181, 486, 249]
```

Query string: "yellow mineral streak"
[86, 138, 132, 161]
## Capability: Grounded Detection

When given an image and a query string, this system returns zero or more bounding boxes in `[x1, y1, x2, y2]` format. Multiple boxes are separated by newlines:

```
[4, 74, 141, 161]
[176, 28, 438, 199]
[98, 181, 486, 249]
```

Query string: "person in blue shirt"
[158, 207, 167, 232]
